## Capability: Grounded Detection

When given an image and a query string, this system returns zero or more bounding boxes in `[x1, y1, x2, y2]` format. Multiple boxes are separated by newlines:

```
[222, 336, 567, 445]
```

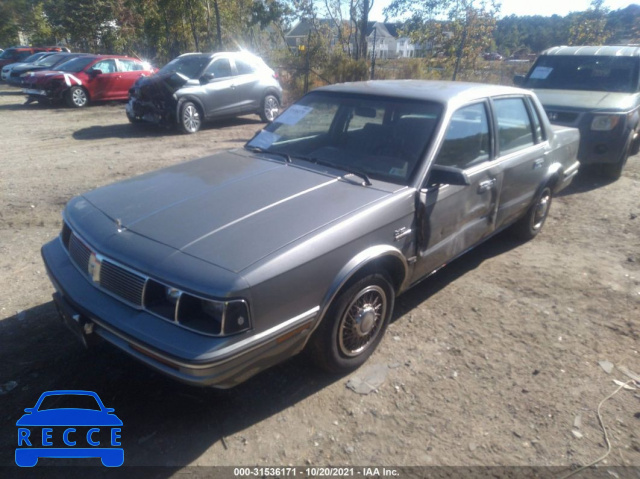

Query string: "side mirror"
[427, 164, 470, 186]
[513, 74, 525, 87]
[89, 69, 103, 76]
[200, 72, 215, 84]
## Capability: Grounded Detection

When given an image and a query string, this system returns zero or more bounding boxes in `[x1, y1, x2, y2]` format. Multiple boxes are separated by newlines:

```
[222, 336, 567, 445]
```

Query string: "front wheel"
[179, 101, 202, 134]
[601, 138, 631, 180]
[511, 186, 552, 240]
[259, 94, 280, 123]
[307, 274, 394, 373]
[66, 86, 88, 108]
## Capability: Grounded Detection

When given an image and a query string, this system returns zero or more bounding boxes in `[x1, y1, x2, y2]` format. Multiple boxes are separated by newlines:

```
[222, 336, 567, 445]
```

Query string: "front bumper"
[126, 96, 175, 126]
[42, 238, 317, 388]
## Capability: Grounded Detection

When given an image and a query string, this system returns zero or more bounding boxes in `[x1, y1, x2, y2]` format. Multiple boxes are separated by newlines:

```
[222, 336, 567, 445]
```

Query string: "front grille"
[100, 260, 145, 306]
[68, 233, 91, 272]
[65, 229, 146, 307]
[545, 110, 579, 124]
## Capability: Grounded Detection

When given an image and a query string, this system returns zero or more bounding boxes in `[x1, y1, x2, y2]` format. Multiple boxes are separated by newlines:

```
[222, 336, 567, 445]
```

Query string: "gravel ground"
[0, 83, 639, 476]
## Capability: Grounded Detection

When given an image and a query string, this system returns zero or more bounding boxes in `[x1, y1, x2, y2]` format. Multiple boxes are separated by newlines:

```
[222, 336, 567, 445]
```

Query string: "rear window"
[524, 55, 640, 93]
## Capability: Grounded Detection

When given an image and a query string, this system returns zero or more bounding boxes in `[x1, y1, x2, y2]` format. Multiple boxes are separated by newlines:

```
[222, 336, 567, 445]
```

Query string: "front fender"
[308, 245, 409, 339]
[175, 96, 206, 123]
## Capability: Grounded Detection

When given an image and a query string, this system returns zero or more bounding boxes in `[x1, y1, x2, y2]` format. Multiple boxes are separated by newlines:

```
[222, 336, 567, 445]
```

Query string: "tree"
[567, 0, 610, 45]
[386, 0, 500, 80]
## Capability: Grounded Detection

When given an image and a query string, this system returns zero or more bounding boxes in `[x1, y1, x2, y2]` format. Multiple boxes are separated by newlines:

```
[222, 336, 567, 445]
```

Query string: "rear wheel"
[66, 86, 88, 108]
[179, 101, 202, 134]
[511, 186, 552, 240]
[307, 273, 394, 373]
[259, 94, 280, 123]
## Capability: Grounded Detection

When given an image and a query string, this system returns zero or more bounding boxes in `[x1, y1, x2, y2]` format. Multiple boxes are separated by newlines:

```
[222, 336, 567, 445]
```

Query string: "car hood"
[133, 71, 192, 97]
[78, 150, 392, 273]
[16, 410, 123, 427]
[3, 61, 29, 71]
[532, 89, 638, 112]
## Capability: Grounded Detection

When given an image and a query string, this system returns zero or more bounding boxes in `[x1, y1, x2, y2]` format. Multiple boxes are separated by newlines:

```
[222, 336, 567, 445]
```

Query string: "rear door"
[412, 101, 502, 280]
[230, 56, 261, 113]
[114, 59, 148, 99]
[492, 96, 549, 229]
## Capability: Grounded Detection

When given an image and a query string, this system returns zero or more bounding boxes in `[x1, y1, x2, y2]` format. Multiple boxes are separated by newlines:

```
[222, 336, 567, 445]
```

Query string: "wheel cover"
[264, 96, 279, 122]
[72, 88, 87, 106]
[338, 285, 387, 357]
[531, 189, 551, 231]
[183, 105, 201, 132]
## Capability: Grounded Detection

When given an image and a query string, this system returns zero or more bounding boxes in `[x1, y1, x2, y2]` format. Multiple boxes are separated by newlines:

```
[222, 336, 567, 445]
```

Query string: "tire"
[307, 273, 395, 373]
[601, 138, 631, 180]
[511, 186, 552, 240]
[66, 86, 88, 108]
[259, 94, 280, 123]
[179, 101, 202, 134]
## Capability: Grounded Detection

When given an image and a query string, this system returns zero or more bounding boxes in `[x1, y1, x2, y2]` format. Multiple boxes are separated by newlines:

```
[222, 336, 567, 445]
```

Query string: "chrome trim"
[563, 160, 580, 177]
[93, 305, 320, 369]
[394, 227, 412, 241]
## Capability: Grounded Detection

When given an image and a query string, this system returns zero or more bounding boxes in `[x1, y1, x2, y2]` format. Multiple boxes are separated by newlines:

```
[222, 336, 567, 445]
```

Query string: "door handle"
[533, 158, 544, 169]
[478, 179, 495, 193]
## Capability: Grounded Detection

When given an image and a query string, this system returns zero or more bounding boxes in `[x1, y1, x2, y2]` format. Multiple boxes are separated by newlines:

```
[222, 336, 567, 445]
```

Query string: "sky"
[368, 0, 638, 21]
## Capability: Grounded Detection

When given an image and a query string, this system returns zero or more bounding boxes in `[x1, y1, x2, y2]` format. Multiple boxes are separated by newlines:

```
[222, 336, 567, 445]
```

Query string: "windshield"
[57, 56, 96, 72]
[0, 49, 18, 60]
[157, 55, 210, 79]
[246, 92, 443, 185]
[24, 53, 47, 63]
[37, 53, 69, 67]
[37, 394, 102, 411]
[524, 55, 640, 93]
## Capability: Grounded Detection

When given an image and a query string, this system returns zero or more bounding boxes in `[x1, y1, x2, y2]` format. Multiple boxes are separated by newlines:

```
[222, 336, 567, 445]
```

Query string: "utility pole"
[370, 27, 377, 80]
[303, 31, 311, 93]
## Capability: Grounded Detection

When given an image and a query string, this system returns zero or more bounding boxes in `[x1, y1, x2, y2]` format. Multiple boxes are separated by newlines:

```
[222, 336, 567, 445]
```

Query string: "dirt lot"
[0, 82, 639, 475]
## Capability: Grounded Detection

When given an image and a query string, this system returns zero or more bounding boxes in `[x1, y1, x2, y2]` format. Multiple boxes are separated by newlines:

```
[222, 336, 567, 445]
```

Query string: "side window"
[494, 98, 535, 155]
[435, 103, 490, 169]
[526, 97, 545, 143]
[235, 59, 255, 75]
[205, 58, 232, 79]
[118, 59, 143, 72]
[92, 59, 116, 73]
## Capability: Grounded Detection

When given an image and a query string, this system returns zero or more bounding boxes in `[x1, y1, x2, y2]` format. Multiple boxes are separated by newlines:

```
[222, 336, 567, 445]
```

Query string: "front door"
[412, 102, 502, 282]
[86, 59, 118, 101]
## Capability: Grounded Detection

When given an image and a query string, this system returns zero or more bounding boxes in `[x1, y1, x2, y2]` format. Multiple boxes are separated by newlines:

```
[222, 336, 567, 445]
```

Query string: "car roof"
[541, 45, 640, 57]
[315, 80, 529, 105]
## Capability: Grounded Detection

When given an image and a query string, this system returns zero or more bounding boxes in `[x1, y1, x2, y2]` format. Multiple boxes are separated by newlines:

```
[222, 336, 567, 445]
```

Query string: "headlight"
[591, 115, 621, 131]
[144, 278, 251, 336]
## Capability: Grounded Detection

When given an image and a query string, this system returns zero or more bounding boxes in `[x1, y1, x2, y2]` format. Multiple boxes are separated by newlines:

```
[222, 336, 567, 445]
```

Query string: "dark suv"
[126, 51, 283, 133]
[516, 45, 640, 179]
[0, 46, 67, 69]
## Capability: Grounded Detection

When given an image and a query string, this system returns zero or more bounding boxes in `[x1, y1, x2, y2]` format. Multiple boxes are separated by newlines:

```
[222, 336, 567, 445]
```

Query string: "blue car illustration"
[15, 390, 123, 467]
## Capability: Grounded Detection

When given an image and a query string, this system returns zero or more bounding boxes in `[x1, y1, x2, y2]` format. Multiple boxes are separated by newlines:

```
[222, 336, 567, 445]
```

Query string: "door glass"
[92, 60, 116, 73]
[435, 103, 490, 169]
[118, 59, 143, 72]
[494, 98, 535, 155]
[205, 59, 232, 79]
[235, 59, 255, 75]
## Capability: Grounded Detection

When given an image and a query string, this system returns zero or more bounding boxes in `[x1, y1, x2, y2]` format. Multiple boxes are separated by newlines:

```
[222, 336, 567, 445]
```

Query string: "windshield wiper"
[245, 145, 291, 163]
[296, 157, 371, 186]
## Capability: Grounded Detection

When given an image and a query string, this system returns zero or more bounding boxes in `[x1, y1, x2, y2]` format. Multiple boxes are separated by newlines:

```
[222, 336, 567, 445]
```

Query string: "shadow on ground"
[0, 230, 522, 474]
[72, 117, 264, 141]
[557, 167, 617, 197]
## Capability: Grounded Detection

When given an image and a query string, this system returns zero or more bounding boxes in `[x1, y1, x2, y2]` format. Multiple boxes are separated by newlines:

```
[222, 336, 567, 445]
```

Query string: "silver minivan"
[516, 45, 640, 179]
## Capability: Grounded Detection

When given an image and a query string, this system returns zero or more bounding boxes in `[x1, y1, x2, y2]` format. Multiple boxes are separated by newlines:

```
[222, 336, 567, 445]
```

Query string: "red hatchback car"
[22, 55, 156, 107]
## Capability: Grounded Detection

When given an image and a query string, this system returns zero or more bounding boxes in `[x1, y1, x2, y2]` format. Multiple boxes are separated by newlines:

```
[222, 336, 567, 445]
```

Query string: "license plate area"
[53, 293, 95, 348]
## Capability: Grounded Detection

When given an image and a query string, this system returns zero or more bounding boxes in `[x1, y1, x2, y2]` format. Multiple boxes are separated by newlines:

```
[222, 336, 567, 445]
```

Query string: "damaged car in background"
[22, 55, 156, 107]
[125, 51, 282, 133]
[42, 80, 579, 388]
